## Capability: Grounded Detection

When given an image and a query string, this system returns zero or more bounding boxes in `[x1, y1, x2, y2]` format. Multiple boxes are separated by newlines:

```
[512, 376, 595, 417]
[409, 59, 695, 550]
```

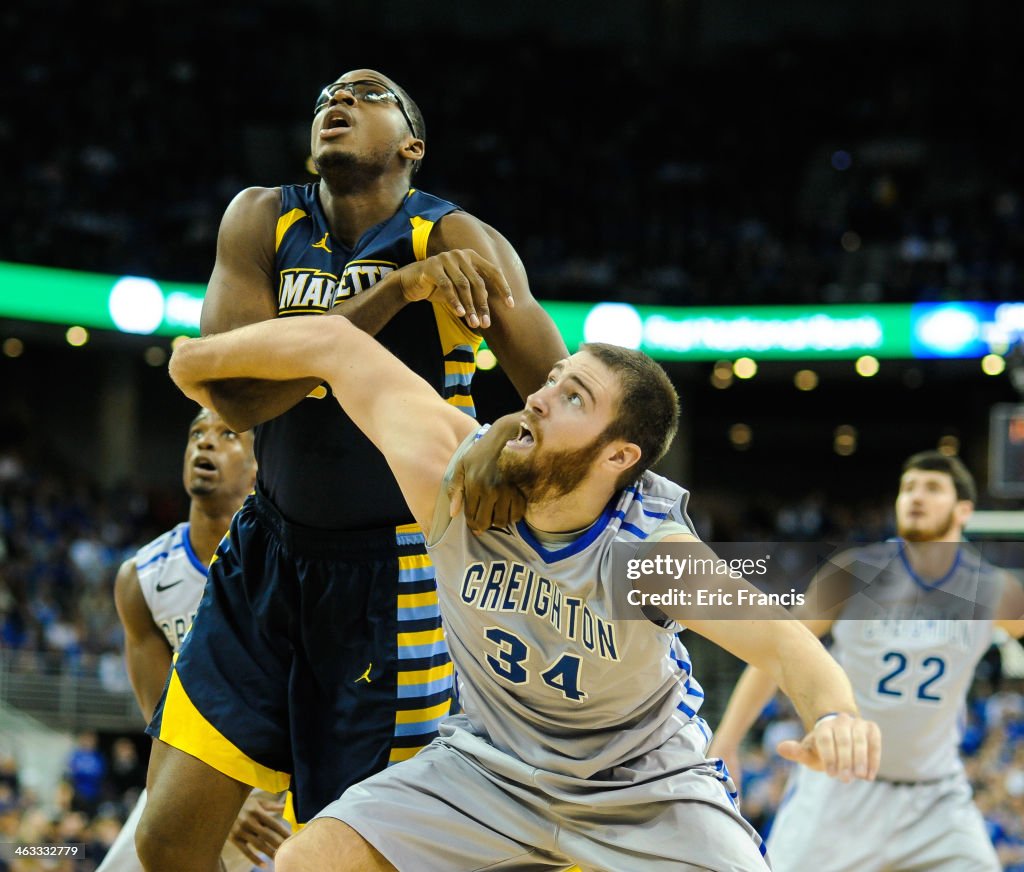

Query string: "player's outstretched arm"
[650, 536, 879, 784]
[707, 591, 836, 785]
[112, 559, 173, 722]
[170, 315, 476, 532]
[692, 615, 878, 784]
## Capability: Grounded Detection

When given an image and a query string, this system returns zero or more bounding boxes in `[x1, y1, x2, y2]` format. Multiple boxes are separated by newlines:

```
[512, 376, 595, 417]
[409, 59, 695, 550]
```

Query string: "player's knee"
[274, 829, 322, 872]
[135, 797, 213, 872]
[135, 807, 178, 872]
[273, 823, 334, 872]
[272, 835, 304, 872]
[276, 818, 387, 872]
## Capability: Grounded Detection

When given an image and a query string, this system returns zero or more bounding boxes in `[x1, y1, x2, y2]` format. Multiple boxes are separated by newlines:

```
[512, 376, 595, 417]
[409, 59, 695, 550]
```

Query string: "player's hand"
[776, 712, 881, 783]
[228, 792, 291, 867]
[447, 414, 526, 532]
[396, 248, 515, 330]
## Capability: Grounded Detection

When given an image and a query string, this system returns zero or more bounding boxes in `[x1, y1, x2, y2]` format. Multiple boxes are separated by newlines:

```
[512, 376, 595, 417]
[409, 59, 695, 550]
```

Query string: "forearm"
[204, 377, 323, 433]
[198, 279, 408, 430]
[771, 629, 858, 732]
[485, 302, 568, 401]
[329, 270, 409, 336]
[709, 618, 855, 753]
[170, 317, 347, 406]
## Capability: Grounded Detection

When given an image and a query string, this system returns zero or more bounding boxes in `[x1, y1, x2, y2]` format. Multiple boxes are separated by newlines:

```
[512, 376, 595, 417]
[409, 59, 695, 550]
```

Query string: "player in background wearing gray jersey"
[103, 409, 288, 871]
[710, 451, 1024, 872]
[167, 308, 884, 872]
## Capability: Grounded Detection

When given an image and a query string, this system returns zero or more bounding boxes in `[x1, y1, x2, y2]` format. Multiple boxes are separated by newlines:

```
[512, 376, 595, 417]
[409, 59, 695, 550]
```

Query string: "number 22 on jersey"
[875, 650, 947, 702]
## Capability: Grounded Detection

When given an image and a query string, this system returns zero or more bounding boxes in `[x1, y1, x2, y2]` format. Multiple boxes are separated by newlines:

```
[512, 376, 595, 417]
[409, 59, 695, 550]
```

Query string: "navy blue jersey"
[255, 185, 482, 529]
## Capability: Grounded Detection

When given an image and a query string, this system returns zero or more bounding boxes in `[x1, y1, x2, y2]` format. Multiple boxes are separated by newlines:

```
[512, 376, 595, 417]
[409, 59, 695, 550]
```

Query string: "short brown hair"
[902, 450, 977, 503]
[581, 343, 680, 488]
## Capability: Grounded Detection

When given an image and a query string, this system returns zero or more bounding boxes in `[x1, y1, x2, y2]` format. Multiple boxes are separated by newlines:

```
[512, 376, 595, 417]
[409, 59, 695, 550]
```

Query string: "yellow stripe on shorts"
[397, 662, 454, 687]
[397, 627, 445, 649]
[397, 591, 439, 610]
[387, 745, 423, 764]
[394, 701, 451, 726]
[398, 552, 432, 572]
[159, 668, 291, 795]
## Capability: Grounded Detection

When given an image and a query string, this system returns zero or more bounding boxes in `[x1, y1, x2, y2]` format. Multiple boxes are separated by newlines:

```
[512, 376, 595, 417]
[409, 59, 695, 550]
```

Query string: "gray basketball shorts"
[766, 767, 1000, 872]
[315, 723, 770, 871]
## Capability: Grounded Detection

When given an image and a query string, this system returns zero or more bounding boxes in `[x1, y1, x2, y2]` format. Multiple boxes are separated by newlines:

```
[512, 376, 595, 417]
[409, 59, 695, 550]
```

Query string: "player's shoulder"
[133, 523, 187, 572]
[405, 186, 461, 213]
[834, 539, 900, 568]
[959, 539, 1004, 575]
[228, 184, 283, 205]
[113, 553, 139, 589]
[426, 205, 515, 256]
[222, 185, 285, 222]
[611, 472, 693, 543]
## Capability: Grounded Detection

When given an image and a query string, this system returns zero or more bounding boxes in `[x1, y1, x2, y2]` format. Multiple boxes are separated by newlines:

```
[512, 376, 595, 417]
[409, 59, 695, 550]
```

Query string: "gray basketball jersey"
[828, 540, 1003, 781]
[135, 522, 209, 651]
[428, 431, 709, 780]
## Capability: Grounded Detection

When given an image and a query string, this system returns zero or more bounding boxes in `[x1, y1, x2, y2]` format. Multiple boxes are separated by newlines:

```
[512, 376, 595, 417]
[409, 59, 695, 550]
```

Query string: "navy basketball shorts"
[146, 489, 454, 824]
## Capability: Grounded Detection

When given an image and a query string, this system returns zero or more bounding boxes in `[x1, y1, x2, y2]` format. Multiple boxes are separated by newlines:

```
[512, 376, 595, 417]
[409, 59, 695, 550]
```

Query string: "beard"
[897, 507, 957, 542]
[497, 432, 609, 506]
[313, 144, 400, 192]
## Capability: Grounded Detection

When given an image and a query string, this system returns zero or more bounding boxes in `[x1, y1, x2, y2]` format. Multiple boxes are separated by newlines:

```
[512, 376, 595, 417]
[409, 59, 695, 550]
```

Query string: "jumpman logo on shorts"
[355, 662, 373, 684]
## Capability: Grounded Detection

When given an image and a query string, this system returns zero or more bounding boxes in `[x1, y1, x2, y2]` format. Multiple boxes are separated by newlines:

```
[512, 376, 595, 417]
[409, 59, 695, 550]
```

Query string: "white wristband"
[815, 711, 853, 726]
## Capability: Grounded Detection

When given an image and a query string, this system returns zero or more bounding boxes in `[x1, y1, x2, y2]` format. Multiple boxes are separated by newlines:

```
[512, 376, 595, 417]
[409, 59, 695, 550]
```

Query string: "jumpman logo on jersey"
[355, 662, 373, 684]
[312, 232, 332, 253]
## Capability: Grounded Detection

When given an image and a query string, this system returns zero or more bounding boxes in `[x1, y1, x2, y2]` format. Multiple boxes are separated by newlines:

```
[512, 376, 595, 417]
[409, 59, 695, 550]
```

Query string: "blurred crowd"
[0, 449, 171, 674]
[3, 4, 1023, 308]
[0, 732, 148, 871]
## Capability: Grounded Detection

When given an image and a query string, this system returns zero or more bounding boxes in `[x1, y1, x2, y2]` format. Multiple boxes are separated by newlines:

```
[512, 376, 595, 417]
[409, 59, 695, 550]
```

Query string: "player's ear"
[954, 499, 974, 528]
[604, 441, 641, 477]
[400, 137, 425, 163]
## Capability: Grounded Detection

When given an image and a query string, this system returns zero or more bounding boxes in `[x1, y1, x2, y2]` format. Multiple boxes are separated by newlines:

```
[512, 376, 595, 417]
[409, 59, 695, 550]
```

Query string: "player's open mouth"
[193, 457, 217, 473]
[322, 110, 352, 135]
[508, 423, 535, 448]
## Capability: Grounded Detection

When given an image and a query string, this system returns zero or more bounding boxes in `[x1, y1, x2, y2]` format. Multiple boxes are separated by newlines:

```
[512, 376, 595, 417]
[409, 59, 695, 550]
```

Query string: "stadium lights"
[66, 326, 89, 347]
[794, 369, 818, 390]
[3, 260, 1024, 363]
